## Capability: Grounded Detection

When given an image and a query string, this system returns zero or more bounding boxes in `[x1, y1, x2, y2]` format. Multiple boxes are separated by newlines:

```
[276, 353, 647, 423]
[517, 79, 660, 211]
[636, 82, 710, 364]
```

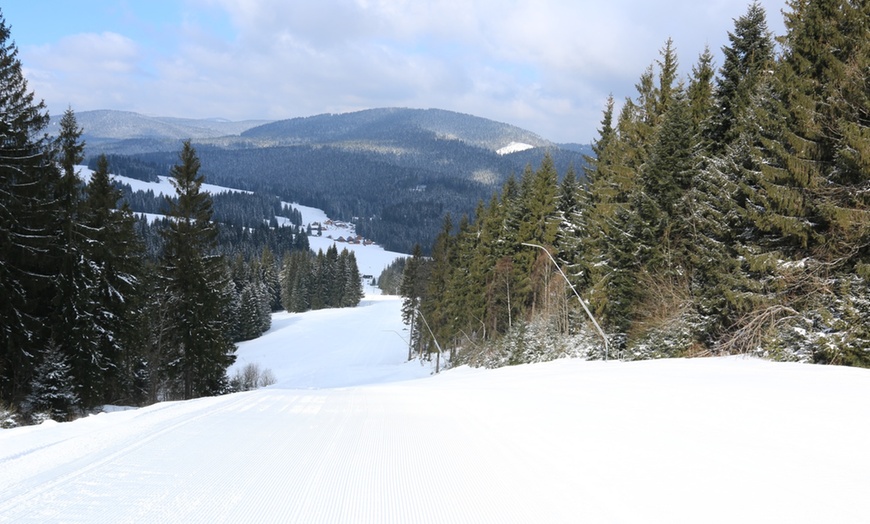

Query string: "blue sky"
[4, 0, 787, 143]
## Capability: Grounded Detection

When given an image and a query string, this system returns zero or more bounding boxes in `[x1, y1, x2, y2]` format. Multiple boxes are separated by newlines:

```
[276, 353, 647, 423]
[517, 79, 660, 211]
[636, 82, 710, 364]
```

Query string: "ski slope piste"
[2, 293, 869, 523]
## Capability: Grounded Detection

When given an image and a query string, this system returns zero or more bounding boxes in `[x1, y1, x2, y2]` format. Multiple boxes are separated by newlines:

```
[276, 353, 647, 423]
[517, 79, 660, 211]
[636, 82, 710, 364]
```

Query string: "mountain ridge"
[241, 107, 554, 152]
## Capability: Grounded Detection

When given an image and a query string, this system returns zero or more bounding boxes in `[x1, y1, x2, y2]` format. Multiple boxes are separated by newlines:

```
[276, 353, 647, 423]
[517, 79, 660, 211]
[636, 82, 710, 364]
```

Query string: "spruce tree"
[687, 46, 716, 131]
[400, 244, 429, 357]
[339, 249, 364, 308]
[0, 11, 57, 404]
[421, 215, 454, 352]
[710, 1, 776, 150]
[259, 246, 282, 311]
[83, 154, 143, 404]
[160, 141, 235, 399]
[690, 2, 777, 341]
[51, 108, 106, 409]
[738, 0, 870, 363]
[25, 343, 79, 422]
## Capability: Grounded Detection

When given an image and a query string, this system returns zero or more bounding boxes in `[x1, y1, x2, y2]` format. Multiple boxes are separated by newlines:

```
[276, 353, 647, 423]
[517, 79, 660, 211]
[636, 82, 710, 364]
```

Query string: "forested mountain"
[241, 107, 551, 150]
[67, 108, 589, 253]
[398, 1, 870, 370]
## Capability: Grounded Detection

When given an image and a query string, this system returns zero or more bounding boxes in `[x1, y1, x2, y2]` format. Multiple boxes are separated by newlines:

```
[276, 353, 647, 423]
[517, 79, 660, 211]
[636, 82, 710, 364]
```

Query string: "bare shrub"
[230, 363, 276, 391]
[241, 363, 260, 391]
[258, 368, 276, 387]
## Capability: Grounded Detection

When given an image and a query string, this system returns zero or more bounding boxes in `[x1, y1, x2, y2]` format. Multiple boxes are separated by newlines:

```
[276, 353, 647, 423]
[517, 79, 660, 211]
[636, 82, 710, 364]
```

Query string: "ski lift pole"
[414, 307, 444, 373]
[521, 243, 609, 361]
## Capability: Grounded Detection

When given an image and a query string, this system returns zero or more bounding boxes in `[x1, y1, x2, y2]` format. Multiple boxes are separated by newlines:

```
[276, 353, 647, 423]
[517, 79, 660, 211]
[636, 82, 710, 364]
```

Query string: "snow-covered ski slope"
[2, 294, 869, 523]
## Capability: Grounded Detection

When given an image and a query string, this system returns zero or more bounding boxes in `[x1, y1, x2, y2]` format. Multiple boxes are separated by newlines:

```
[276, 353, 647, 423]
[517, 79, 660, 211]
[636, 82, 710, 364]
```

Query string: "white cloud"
[19, 0, 788, 142]
[23, 32, 144, 111]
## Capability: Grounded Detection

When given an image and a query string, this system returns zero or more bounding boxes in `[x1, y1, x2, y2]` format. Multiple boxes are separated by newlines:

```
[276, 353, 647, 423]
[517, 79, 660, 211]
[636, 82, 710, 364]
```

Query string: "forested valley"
[395, 1, 870, 370]
[124, 132, 587, 255]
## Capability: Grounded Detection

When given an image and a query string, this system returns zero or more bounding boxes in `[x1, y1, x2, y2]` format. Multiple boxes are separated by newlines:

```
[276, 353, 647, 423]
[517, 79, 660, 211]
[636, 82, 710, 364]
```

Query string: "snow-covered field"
[289, 201, 407, 279]
[2, 291, 869, 523]
[77, 165, 251, 199]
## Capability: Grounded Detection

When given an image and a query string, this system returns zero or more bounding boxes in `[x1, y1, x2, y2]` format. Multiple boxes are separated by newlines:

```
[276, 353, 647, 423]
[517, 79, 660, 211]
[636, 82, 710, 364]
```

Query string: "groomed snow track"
[2, 296, 869, 523]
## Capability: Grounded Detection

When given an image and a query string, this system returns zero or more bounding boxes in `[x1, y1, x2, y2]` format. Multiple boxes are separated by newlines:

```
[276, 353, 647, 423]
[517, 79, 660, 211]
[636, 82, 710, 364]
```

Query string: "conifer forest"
[396, 2, 870, 369]
[3, 1, 870, 425]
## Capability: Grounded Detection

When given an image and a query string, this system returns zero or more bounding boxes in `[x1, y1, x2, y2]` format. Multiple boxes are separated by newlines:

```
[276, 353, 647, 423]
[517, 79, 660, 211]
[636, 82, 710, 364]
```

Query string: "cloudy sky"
[5, 0, 787, 143]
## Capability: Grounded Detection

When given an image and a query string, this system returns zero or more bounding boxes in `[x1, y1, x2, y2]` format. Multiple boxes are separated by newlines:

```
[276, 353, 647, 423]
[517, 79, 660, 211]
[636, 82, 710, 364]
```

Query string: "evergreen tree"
[340, 249, 363, 307]
[399, 244, 428, 357]
[479, 192, 513, 335]
[421, 215, 455, 353]
[259, 246, 282, 311]
[444, 212, 486, 348]
[25, 343, 79, 422]
[687, 46, 717, 131]
[280, 250, 312, 313]
[83, 154, 143, 404]
[51, 108, 106, 409]
[0, 10, 56, 404]
[738, 0, 870, 363]
[689, 2, 777, 340]
[710, 1, 775, 150]
[160, 141, 235, 399]
[583, 46, 681, 335]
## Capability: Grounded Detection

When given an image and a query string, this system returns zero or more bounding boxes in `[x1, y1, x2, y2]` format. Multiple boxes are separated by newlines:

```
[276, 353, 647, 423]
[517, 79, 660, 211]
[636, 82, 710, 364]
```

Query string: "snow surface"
[497, 141, 535, 155]
[2, 293, 869, 522]
[76, 165, 251, 198]
[76, 164, 251, 225]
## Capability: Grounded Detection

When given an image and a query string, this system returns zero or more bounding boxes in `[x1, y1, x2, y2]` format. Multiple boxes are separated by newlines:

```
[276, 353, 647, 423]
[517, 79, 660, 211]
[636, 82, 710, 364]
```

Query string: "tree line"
[399, 1, 870, 369]
[0, 11, 364, 425]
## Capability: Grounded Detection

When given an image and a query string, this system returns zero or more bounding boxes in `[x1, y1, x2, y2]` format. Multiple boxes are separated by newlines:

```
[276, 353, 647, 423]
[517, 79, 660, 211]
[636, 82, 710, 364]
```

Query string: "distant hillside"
[242, 108, 552, 151]
[68, 108, 590, 253]
[47, 110, 271, 147]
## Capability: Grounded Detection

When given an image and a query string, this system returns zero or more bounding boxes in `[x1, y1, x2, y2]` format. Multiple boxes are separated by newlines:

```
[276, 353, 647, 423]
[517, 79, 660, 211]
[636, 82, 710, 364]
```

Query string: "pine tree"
[160, 141, 235, 399]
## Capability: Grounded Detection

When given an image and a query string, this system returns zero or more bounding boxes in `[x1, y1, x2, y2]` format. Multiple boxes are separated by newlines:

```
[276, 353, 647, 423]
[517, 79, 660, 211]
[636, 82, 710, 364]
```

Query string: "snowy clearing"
[76, 165, 251, 198]
[289, 201, 408, 278]
[496, 141, 535, 155]
[2, 291, 869, 523]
